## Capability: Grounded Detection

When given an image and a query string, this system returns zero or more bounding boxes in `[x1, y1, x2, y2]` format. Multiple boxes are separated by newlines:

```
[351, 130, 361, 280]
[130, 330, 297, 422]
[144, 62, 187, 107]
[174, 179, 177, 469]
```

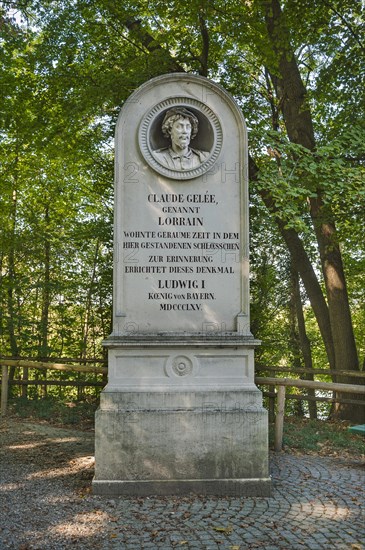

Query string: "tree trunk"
[80, 240, 100, 359]
[288, 264, 304, 417]
[264, 0, 361, 421]
[78, 240, 100, 399]
[249, 158, 336, 371]
[290, 264, 317, 419]
[39, 205, 51, 359]
[37, 205, 51, 398]
[310, 204, 357, 380]
[6, 165, 20, 391]
[117, 4, 362, 422]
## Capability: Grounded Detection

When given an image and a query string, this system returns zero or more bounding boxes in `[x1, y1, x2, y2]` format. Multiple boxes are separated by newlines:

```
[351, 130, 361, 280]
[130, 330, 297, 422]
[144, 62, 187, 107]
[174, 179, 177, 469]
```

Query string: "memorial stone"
[93, 73, 271, 496]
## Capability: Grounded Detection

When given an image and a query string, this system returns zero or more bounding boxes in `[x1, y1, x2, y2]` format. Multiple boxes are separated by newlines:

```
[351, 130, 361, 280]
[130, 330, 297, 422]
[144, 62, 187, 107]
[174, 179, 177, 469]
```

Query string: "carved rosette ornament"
[165, 354, 198, 378]
[139, 97, 223, 180]
[172, 357, 193, 377]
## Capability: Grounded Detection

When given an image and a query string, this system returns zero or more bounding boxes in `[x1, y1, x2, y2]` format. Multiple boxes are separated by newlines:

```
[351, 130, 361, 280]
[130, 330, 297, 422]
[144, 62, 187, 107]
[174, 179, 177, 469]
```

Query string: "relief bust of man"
[152, 107, 209, 171]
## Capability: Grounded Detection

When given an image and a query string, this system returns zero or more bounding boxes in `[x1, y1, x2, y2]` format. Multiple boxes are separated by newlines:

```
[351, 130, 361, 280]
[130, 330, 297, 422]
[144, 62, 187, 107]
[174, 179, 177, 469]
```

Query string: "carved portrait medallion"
[139, 97, 222, 180]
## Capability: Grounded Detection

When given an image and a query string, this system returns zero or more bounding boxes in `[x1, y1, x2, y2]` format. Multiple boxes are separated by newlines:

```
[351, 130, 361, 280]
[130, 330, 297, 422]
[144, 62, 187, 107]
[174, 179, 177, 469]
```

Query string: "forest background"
[0, 0, 364, 422]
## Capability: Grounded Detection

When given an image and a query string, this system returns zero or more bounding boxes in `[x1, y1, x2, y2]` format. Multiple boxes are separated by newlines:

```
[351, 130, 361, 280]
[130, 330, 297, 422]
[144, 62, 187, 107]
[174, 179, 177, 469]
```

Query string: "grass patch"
[8, 396, 98, 430]
[269, 416, 365, 457]
[6, 398, 365, 457]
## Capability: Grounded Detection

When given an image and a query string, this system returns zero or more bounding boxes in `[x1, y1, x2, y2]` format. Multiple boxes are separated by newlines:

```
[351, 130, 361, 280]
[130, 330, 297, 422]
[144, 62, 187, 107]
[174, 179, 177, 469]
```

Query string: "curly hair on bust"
[161, 107, 199, 139]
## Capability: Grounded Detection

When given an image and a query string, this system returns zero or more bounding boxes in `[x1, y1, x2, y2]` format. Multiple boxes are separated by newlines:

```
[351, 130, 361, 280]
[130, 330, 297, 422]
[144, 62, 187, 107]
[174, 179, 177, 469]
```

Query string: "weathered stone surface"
[94, 73, 270, 496]
[112, 73, 250, 336]
[105, 344, 257, 391]
[94, 389, 270, 496]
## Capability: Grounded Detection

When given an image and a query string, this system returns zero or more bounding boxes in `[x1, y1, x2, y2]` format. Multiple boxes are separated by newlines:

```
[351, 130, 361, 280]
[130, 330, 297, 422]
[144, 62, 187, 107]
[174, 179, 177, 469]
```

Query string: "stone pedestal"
[93, 74, 271, 496]
[93, 338, 270, 496]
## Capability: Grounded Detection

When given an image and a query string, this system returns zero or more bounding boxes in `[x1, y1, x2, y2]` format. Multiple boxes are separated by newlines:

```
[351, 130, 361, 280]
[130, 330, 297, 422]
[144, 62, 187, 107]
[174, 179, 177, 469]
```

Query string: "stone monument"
[93, 73, 271, 496]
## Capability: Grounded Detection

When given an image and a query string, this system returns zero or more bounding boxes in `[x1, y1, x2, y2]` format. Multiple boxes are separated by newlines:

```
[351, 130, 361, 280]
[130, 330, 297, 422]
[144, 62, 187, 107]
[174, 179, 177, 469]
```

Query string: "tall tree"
[1, 0, 364, 419]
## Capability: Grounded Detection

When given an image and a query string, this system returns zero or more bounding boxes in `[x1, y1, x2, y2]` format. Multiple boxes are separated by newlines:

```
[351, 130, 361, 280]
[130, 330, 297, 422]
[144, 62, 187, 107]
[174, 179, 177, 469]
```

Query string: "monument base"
[93, 341, 271, 497]
[92, 478, 271, 497]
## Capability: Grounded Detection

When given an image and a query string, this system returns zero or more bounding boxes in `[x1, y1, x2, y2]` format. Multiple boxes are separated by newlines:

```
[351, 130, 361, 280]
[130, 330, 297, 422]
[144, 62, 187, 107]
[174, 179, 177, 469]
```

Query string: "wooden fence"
[0, 358, 107, 416]
[255, 365, 365, 422]
[1, 358, 364, 451]
[255, 376, 365, 450]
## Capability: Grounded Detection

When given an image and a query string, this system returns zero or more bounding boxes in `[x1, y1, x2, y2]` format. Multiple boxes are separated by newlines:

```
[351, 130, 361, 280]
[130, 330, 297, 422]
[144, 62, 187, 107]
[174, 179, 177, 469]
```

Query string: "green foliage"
[9, 395, 98, 428]
[0, 0, 363, 391]
[0, 5, 113, 359]
[270, 417, 365, 456]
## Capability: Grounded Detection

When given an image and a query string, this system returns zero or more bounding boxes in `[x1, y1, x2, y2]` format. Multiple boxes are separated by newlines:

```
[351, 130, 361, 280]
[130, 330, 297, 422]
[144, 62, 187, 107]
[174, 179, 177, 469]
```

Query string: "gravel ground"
[0, 417, 100, 549]
[0, 416, 364, 549]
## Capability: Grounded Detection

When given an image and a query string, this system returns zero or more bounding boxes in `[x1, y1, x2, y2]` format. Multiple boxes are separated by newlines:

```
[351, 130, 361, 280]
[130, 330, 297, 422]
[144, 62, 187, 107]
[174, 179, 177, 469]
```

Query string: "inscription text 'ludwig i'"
[93, 73, 271, 497]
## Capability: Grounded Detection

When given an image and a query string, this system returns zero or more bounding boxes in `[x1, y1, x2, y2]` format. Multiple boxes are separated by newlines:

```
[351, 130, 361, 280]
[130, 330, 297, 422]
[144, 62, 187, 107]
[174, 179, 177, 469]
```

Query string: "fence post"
[268, 385, 275, 423]
[22, 366, 29, 399]
[274, 385, 286, 452]
[1, 365, 9, 416]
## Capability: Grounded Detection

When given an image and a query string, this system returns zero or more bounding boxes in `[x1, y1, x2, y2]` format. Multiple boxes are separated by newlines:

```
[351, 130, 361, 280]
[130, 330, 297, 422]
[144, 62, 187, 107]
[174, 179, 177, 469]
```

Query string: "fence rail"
[0, 359, 107, 374]
[256, 365, 365, 378]
[0, 359, 106, 415]
[0, 356, 107, 364]
[1, 359, 364, 452]
[255, 376, 365, 394]
[255, 377, 365, 451]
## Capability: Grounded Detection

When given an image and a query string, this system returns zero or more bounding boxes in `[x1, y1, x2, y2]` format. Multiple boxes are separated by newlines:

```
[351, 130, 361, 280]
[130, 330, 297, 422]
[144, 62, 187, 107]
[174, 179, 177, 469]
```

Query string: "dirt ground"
[0, 415, 107, 549]
[1, 415, 364, 550]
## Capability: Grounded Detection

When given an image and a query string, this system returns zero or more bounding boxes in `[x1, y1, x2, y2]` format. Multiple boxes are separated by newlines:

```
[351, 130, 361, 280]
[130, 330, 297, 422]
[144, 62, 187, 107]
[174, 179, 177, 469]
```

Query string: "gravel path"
[0, 416, 364, 549]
